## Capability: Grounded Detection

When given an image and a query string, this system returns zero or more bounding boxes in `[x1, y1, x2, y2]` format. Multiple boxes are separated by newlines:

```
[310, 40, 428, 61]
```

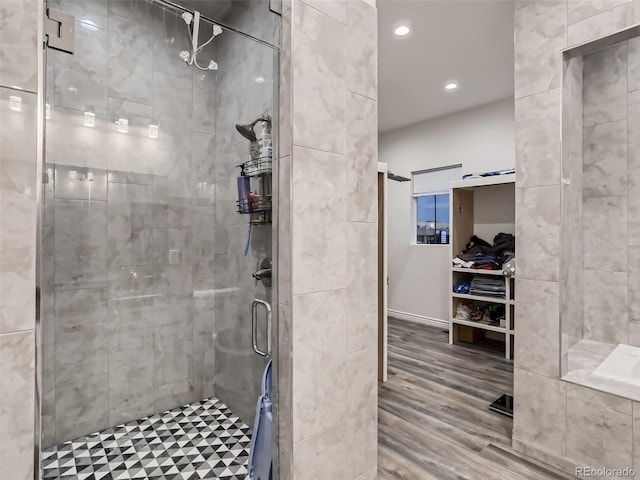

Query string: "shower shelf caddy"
[236, 159, 272, 225]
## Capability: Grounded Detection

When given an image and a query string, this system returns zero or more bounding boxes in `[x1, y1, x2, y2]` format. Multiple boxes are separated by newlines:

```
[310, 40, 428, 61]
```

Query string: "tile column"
[0, 0, 40, 478]
[513, 0, 640, 474]
[278, 0, 378, 478]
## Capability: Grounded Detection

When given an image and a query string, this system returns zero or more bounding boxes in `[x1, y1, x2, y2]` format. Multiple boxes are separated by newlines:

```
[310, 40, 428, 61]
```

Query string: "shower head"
[235, 114, 272, 142]
[235, 123, 257, 142]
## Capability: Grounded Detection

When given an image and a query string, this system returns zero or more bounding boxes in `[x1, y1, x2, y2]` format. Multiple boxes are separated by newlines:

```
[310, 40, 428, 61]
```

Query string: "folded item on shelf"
[452, 252, 501, 270]
[469, 289, 505, 297]
[452, 257, 474, 268]
[453, 280, 472, 294]
[470, 278, 506, 292]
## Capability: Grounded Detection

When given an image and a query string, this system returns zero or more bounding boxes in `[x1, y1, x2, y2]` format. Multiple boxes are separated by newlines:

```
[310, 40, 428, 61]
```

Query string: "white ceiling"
[377, 0, 515, 133]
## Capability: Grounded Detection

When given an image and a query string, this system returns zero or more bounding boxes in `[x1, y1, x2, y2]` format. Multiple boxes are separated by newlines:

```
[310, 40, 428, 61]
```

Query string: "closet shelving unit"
[448, 173, 515, 360]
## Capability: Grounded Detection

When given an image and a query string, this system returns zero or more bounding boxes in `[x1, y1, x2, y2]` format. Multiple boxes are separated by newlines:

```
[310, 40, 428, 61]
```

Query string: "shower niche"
[560, 25, 640, 401]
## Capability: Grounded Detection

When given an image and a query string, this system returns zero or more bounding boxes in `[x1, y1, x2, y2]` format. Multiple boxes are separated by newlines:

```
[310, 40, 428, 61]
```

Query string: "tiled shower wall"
[514, 0, 640, 473]
[580, 41, 640, 346]
[278, 0, 379, 479]
[41, 0, 220, 446]
[560, 55, 583, 374]
[0, 0, 39, 477]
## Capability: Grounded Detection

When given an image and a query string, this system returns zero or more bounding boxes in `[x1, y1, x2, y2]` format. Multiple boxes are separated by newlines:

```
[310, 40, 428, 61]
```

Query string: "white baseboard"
[387, 309, 448, 329]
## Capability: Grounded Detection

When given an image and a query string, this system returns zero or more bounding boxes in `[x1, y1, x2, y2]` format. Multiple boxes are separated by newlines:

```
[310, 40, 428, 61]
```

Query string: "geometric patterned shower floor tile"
[42, 398, 252, 479]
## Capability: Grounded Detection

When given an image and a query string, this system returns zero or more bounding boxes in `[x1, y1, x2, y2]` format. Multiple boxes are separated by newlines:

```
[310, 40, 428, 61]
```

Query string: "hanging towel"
[248, 360, 272, 480]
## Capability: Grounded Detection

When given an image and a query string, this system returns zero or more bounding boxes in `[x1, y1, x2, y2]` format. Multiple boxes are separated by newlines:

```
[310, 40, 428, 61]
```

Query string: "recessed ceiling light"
[254, 76, 266, 84]
[444, 81, 459, 91]
[394, 24, 411, 36]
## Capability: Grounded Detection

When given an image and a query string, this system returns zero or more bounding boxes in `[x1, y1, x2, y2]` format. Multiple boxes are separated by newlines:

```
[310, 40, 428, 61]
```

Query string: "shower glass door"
[40, 0, 278, 477]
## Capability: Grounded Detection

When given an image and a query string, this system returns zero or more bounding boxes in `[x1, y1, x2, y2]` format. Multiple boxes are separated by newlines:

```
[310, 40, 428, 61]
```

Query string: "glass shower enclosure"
[39, 0, 279, 477]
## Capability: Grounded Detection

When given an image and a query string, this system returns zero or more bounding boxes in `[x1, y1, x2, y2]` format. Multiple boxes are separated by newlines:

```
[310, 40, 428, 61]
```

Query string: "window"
[412, 165, 462, 245]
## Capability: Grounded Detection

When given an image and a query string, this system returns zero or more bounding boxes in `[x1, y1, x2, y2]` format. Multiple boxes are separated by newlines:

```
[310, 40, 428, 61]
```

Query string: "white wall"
[380, 98, 515, 322]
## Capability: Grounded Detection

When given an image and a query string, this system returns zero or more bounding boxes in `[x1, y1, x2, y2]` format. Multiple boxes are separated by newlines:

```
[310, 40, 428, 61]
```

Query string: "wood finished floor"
[378, 318, 576, 480]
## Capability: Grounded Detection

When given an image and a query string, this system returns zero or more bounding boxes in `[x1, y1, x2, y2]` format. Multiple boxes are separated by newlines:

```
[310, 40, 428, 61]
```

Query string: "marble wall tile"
[630, 37, 640, 93]
[583, 43, 628, 127]
[513, 368, 566, 455]
[0, 89, 37, 334]
[152, 151, 192, 228]
[516, 89, 561, 188]
[515, 279, 560, 377]
[629, 321, 640, 346]
[107, 0, 152, 20]
[192, 206, 216, 286]
[514, 2, 567, 99]
[108, 11, 153, 105]
[54, 288, 108, 383]
[152, 228, 192, 309]
[155, 378, 194, 413]
[300, 0, 346, 24]
[107, 182, 153, 267]
[108, 347, 155, 426]
[583, 196, 628, 270]
[191, 132, 215, 206]
[279, 8, 292, 159]
[629, 169, 640, 246]
[279, 448, 292, 480]
[0, 0, 38, 92]
[47, 106, 109, 169]
[583, 269, 628, 344]
[278, 156, 292, 306]
[192, 70, 216, 135]
[292, 422, 347, 480]
[567, 391, 633, 469]
[515, 186, 561, 282]
[55, 165, 108, 201]
[629, 247, 640, 323]
[152, 71, 193, 154]
[291, 146, 347, 295]
[278, 303, 293, 451]
[568, 0, 632, 25]
[568, 2, 634, 46]
[0, 331, 35, 480]
[193, 347, 216, 400]
[193, 294, 215, 353]
[629, 90, 640, 169]
[55, 373, 109, 443]
[154, 322, 193, 386]
[347, 92, 378, 222]
[54, 18, 109, 114]
[347, 223, 377, 353]
[582, 120, 627, 197]
[292, 0, 347, 153]
[292, 289, 347, 443]
[347, 0, 377, 100]
[107, 265, 154, 352]
[49, 0, 108, 29]
[54, 199, 108, 288]
[347, 346, 377, 479]
[150, 7, 192, 79]
[567, 382, 632, 415]
[106, 101, 157, 175]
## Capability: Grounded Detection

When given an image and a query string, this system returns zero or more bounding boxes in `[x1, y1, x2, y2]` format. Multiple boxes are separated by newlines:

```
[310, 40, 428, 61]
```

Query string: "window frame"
[410, 165, 461, 246]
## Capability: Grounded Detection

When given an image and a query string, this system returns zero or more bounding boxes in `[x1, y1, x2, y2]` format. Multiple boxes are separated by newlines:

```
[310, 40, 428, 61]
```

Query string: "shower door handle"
[252, 299, 272, 357]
